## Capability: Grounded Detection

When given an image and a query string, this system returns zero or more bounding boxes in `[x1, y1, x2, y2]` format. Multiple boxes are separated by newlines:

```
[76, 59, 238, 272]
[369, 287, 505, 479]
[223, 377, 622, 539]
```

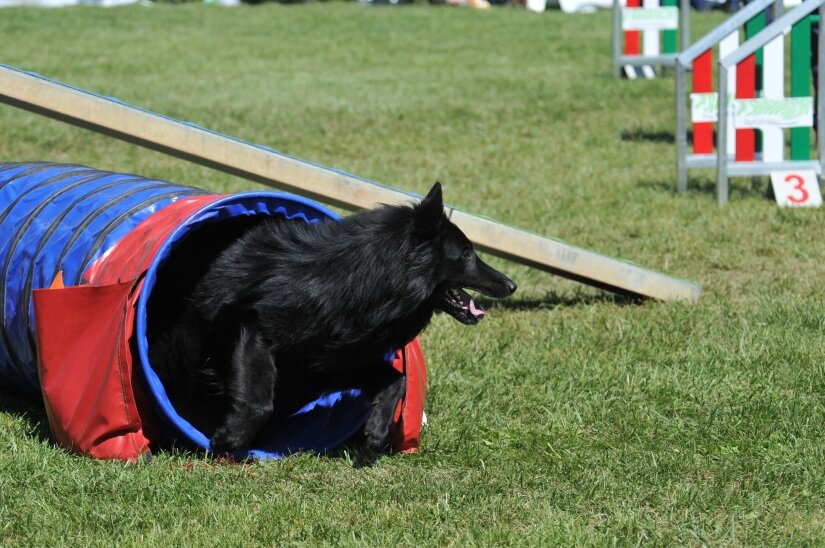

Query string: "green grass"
[1, 3, 825, 544]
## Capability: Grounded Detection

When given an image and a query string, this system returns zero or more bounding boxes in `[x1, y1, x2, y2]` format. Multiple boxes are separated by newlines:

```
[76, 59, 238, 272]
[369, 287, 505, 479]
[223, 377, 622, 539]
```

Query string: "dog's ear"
[413, 182, 444, 238]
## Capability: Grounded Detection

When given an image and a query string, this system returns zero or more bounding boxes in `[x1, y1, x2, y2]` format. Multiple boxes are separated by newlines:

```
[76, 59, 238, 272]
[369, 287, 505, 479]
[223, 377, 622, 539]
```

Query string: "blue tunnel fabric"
[0, 162, 204, 398]
[0, 162, 373, 459]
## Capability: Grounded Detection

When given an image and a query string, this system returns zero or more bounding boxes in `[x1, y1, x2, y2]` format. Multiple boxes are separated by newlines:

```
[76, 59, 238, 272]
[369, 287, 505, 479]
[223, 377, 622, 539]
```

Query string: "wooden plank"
[448, 210, 702, 302]
[0, 64, 702, 302]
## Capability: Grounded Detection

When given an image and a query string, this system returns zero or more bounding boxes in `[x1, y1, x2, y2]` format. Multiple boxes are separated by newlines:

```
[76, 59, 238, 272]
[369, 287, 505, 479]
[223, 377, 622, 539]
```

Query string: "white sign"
[690, 92, 719, 123]
[690, 94, 814, 128]
[733, 98, 814, 128]
[770, 170, 822, 207]
[621, 7, 678, 31]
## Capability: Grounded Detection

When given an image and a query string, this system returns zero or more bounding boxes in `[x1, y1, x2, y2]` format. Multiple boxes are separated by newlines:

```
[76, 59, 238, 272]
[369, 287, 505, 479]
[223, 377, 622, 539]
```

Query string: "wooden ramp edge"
[0, 64, 701, 302]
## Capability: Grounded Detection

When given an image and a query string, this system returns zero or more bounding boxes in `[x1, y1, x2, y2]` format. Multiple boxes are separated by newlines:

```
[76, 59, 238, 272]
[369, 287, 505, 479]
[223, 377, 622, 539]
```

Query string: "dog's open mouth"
[437, 287, 485, 325]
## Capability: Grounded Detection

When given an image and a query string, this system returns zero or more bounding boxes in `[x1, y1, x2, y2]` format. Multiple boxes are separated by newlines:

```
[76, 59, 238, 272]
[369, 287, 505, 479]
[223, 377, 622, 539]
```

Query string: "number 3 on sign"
[770, 171, 822, 207]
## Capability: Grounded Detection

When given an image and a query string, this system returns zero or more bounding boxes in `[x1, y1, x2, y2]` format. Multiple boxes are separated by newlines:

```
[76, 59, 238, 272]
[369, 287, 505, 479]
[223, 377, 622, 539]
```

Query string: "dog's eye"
[461, 248, 473, 260]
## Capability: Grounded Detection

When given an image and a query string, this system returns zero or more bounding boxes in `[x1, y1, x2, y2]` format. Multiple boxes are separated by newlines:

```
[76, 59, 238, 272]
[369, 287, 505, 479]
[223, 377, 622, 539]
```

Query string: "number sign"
[770, 171, 822, 207]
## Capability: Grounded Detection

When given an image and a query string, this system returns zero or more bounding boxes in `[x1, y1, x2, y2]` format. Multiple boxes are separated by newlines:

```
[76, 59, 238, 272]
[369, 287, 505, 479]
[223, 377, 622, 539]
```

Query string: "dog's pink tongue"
[469, 298, 485, 318]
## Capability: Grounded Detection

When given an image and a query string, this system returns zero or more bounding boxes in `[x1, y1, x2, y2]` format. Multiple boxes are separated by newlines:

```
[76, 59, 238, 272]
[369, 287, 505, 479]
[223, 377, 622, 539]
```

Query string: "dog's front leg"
[363, 372, 407, 453]
[210, 321, 276, 454]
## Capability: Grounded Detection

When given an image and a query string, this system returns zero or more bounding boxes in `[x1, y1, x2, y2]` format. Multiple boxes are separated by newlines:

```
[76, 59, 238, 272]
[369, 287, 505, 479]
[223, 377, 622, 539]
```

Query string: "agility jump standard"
[612, 0, 690, 79]
[676, 0, 825, 204]
[716, 0, 825, 203]
[0, 64, 701, 302]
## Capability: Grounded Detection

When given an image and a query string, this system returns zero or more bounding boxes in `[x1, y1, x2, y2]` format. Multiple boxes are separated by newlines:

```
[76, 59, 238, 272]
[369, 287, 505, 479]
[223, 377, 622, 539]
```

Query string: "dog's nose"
[505, 279, 517, 294]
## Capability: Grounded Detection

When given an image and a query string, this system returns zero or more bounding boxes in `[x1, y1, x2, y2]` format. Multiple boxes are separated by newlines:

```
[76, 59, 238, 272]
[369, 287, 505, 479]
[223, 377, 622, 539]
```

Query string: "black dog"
[150, 183, 516, 453]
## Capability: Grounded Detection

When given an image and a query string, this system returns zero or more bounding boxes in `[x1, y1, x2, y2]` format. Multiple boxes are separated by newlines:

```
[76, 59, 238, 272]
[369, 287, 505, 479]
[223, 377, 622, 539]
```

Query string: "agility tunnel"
[0, 161, 426, 461]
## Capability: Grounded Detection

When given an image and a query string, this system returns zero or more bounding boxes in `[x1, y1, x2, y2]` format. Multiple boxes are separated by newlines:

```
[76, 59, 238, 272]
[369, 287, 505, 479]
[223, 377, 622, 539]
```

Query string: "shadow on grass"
[325, 446, 386, 468]
[620, 128, 676, 144]
[0, 386, 51, 442]
[637, 176, 772, 201]
[475, 290, 642, 312]
[167, 442, 391, 468]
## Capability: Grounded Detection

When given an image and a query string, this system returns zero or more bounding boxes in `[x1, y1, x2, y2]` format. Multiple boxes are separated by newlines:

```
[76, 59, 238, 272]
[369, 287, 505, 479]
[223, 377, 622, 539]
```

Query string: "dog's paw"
[363, 419, 393, 453]
[364, 431, 390, 453]
[209, 426, 246, 454]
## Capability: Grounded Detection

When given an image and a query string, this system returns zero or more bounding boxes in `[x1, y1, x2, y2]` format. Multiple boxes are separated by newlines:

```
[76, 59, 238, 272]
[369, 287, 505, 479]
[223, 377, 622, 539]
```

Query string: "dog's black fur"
[150, 183, 516, 454]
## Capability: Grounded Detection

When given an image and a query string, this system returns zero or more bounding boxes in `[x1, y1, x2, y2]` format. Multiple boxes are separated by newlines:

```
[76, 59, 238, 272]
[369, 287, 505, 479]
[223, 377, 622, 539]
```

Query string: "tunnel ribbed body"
[0, 161, 205, 398]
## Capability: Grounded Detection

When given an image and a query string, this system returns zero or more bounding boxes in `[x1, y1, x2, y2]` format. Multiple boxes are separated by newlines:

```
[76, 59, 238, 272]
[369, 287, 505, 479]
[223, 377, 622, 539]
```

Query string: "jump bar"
[0, 64, 701, 302]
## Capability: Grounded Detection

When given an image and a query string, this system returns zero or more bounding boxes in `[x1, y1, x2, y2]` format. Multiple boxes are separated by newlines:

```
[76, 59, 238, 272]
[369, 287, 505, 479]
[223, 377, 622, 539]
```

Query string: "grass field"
[1, 3, 825, 544]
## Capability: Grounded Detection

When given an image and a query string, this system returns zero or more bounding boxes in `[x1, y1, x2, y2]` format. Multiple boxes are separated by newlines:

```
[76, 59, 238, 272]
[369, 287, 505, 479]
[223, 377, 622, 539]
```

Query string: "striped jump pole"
[625, 0, 642, 78]
[790, 12, 819, 160]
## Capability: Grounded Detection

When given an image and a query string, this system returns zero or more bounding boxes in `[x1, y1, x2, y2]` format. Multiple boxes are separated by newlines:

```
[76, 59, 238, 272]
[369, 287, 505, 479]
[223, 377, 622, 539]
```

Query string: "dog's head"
[413, 182, 517, 325]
